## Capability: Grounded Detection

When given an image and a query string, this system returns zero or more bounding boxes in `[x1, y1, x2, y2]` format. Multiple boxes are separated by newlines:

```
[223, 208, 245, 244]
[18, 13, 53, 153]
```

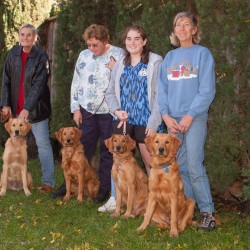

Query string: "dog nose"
[67, 138, 71, 143]
[159, 147, 165, 154]
[116, 145, 121, 151]
[15, 130, 19, 136]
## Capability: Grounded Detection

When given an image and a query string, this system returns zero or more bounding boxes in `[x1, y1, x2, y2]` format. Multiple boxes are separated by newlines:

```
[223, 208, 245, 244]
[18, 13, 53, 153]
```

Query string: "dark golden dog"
[0, 118, 33, 196]
[55, 127, 99, 203]
[105, 134, 149, 218]
[137, 133, 195, 237]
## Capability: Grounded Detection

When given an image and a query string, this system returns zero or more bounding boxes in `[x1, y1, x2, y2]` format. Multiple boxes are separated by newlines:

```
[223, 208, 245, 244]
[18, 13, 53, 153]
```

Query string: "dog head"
[55, 127, 82, 147]
[105, 134, 136, 155]
[145, 133, 181, 164]
[5, 118, 31, 137]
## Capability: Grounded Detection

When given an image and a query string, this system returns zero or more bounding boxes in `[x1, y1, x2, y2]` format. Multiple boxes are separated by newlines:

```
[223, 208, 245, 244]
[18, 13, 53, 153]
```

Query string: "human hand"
[162, 114, 179, 134]
[2, 106, 11, 116]
[73, 110, 82, 127]
[178, 114, 193, 134]
[114, 110, 128, 122]
[18, 109, 29, 120]
[145, 128, 156, 137]
[106, 56, 116, 70]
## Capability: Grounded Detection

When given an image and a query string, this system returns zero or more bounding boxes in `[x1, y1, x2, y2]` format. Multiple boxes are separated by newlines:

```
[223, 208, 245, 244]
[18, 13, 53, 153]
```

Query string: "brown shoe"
[38, 184, 53, 194]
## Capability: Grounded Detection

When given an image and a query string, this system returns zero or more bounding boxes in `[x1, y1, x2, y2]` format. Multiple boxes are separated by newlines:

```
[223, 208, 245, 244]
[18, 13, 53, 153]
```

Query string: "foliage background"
[0, 0, 249, 198]
[0, 0, 53, 143]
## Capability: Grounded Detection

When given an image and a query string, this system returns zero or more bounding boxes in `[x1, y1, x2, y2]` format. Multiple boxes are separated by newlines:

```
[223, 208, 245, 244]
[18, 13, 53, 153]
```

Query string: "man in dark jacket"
[0, 23, 55, 193]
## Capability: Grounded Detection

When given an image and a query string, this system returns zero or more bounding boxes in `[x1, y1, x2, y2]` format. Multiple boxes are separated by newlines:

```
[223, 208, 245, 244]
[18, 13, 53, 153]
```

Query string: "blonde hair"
[82, 24, 110, 43]
[170, 12, 201, 47]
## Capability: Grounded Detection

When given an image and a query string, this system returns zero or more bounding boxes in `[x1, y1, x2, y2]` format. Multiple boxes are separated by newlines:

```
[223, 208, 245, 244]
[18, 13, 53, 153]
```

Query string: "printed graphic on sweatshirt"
[167, 61, 198, 80]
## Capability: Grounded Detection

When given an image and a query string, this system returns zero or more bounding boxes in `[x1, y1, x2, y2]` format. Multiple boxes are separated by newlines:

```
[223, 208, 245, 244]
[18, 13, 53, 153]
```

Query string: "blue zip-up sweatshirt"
[158, 45, 216, 119]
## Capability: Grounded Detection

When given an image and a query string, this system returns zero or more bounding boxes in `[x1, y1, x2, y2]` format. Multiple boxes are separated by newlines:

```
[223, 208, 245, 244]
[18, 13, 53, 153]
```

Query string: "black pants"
[79, 107, 113, 192]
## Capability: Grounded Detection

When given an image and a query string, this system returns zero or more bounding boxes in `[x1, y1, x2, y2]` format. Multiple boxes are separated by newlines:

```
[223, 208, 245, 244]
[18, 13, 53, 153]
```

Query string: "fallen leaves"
[50, 231, 65, 244]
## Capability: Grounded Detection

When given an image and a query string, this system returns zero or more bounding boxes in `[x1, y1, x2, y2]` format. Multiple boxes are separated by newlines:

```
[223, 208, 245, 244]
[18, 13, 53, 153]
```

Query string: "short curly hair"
[82, 24, 110, 43]
[170, 12, 201, 47]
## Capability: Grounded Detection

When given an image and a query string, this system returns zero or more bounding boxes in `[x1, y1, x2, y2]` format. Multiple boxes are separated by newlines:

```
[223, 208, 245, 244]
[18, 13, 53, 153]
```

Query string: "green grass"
[0, 150, 250, 249]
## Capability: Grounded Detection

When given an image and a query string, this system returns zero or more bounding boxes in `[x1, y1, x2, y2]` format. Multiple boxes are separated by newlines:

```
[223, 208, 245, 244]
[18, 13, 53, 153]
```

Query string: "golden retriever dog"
[105, 134, 149, 219]
[137, 133, 195, 237]
[55, 127, 99, 203]
[0, 118, 33, 196]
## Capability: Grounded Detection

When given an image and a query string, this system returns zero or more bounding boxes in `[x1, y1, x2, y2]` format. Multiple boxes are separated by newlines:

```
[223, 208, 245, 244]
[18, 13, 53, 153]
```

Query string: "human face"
[19, 27, 37, 52]
[86, 38, 108, 56]
[125, 30, 147, 56]
[174, 17, 197, 47]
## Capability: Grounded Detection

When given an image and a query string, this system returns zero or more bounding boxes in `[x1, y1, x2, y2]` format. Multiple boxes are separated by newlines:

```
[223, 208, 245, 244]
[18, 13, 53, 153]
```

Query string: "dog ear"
[74, 127, 83, 139]
[55, 128, 63, 144]
[24, 120, 32, 135]
[4, 118, 12, 135]
[126, 135, 136, 151]
[171, 135, 181, 154]
[104, 136, 113, 153]
[144, 134, 155, 155]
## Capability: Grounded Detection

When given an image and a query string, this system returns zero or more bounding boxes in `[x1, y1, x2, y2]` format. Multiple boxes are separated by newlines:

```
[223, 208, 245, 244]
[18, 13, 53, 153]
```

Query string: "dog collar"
[155, 164, 170, 173]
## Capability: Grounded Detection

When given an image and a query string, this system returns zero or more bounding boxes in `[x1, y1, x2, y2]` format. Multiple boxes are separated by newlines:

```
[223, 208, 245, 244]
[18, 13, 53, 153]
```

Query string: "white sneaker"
[98, 196, 116, 212]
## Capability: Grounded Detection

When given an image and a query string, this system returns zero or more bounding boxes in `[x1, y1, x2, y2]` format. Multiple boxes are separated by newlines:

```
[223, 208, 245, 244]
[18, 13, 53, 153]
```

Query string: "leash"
[82, 97, 106, 120]
[117, 120, 126, 135]
[176, 133, 185, 160]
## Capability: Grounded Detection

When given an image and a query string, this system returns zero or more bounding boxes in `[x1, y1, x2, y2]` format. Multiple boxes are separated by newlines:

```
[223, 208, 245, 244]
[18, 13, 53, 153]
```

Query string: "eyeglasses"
[86, 43, 99, 48]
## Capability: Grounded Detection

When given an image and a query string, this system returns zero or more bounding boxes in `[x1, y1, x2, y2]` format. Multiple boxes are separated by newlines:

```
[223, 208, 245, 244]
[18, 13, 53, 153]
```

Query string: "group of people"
[0, 12, 216, 232]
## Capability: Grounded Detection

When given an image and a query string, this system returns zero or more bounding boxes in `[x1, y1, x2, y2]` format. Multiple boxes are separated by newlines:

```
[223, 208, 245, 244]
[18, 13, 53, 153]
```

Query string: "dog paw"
[24, 190, 31, 196]
[111, 212, 120, 217]
[122, 213, 131, 220]
[170, 229, 179, 237]
[0, 190, 6, 196]
[63, 195, 70, 201]
[137, 225, 145, 231]
[77, 197, 83, 203]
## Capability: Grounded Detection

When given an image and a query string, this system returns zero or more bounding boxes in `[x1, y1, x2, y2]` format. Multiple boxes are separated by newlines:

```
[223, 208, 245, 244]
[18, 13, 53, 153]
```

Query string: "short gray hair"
[19, 23, 38, 36]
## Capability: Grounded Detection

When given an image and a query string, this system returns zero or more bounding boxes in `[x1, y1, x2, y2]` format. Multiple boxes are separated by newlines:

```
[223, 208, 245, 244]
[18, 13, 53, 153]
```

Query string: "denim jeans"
[31, 119, 55, 187]
[111, 177, 116, 197]
[173, 116, 214, 213]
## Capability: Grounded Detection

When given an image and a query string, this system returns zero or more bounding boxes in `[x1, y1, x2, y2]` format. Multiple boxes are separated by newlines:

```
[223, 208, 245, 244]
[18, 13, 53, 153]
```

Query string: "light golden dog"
[0, 118, 33, 196]
[105, 134, 149, 219]
[137, 133, 195, 237]
[55, 127, 99, 203]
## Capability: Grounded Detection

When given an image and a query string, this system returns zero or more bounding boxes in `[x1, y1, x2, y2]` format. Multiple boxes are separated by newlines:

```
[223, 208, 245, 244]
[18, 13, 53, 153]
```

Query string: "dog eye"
[165, 141, 169, 144]
[155, 140, 159, 144]
[20, 124, 23, 127]
[114, 139, 117, 143]
[122, 140, 126, 143]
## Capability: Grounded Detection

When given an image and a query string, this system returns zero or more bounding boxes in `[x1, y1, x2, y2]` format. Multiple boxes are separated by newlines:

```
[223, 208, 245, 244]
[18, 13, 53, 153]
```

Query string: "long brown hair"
[122, 25, 151, 66]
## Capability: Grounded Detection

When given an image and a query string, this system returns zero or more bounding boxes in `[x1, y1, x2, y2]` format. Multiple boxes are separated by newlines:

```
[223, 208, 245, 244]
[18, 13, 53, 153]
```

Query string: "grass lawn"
[0, 153, 250, 250]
